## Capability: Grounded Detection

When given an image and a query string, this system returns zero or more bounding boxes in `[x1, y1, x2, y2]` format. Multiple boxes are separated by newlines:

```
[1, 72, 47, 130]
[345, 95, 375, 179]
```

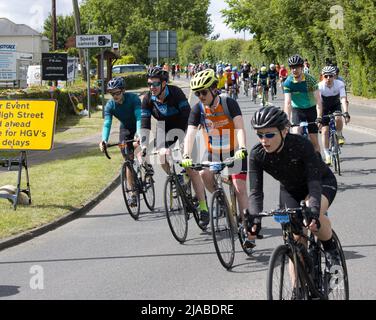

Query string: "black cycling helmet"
[251, 106, 289, 130]
[107, 77, 125, 90]
[288, 54, 304, 67]
[147, 66, 169, 81]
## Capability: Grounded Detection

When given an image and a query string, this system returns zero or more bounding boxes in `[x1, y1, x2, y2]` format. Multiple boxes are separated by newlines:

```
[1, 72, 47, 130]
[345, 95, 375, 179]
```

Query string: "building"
[0, 17, 49, 87]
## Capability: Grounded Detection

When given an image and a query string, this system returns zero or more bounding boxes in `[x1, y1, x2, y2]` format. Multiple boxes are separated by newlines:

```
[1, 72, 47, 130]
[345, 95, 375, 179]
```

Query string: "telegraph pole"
[72, 0, 87, 81]
[52, 0, 57, 51]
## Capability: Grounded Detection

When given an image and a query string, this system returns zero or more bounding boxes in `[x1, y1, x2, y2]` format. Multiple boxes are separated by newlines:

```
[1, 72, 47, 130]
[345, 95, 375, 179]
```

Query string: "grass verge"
[0, 148, 123, 240]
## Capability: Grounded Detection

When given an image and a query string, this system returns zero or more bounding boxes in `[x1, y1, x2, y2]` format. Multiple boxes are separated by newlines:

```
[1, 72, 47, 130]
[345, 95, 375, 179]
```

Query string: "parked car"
[112, 64, 147, 74]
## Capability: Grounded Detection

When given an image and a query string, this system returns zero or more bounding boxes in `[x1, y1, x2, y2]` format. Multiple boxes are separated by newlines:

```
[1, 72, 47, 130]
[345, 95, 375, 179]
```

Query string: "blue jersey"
[102, 92, 142, 142]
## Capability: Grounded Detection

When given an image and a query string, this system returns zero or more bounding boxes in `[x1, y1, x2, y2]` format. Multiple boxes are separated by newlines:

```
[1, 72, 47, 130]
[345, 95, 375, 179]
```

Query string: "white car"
[112, 64, 146, 74]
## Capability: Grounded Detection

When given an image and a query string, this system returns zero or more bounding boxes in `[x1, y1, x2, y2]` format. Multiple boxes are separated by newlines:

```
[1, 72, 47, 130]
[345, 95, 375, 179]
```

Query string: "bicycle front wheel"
[142, 174, 155, 211]
[331, 135, 341, 175]
[210, 190, 235, 270]
[164, 176, 188, 243]
[121, 161, 140, 220]
[267, 245, 308, 300]
[325, 230, 349, 300]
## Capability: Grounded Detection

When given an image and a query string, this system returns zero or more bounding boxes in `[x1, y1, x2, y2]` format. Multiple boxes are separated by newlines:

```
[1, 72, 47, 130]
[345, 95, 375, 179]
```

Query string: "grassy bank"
[0, 148, 123, 239]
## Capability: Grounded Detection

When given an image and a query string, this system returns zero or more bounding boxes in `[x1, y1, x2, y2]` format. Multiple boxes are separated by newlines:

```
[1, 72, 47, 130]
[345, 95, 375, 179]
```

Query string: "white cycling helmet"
[270, 63, 275, 69]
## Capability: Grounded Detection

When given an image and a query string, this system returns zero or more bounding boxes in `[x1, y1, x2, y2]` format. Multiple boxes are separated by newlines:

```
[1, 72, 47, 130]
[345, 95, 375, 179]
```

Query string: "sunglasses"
[256, 131, 279, 139]
[194, 89, 209, 97]
[324, 75, 334, 78]
[147, 81, 161, 87]
[110, 91, 122, 97]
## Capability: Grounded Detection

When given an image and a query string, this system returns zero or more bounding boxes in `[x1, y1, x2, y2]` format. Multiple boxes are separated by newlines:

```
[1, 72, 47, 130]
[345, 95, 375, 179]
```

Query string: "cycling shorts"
[279, 174, 337, 210]
[119, 127, 136, 158]
[292, 106, 319, 134]
[322, 103, 342, 126]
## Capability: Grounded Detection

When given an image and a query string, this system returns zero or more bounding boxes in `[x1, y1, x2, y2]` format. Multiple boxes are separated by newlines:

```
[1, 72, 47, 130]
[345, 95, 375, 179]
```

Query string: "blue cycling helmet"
[232, 67, 237, 71]
[107, 77, 125, 90]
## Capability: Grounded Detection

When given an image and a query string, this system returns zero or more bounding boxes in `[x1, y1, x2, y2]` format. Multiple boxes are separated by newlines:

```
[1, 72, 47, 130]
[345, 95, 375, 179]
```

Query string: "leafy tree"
[43, 14, 76, 50]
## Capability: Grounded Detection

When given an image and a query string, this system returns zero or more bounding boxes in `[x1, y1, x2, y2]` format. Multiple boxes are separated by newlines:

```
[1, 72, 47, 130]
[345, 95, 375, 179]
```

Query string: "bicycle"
[162, 149, 207, 244]
[322, 112, 345, 175]
[253, 201, 349, 300]
[228, 84, 238, 101]
[103, 140, 155, 220]
[206, 157, 253, 270]
[269, 79, 277, 100]
[260, 84, 268, 106]
[243, 78, 250, 97]
[251, 84, 257, 104]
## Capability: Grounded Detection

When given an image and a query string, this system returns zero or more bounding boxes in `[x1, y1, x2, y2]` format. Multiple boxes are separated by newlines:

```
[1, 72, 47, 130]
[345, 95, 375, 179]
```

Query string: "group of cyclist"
[100, 53, 350, 270]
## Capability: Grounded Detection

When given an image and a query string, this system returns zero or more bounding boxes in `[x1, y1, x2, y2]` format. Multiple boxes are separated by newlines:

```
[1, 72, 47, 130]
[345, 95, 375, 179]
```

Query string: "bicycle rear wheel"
[324, 230, 349, 300]
[164, 176, 188, 243]
[142, 173, 155, 211]
[267, 245, 308, 300]
[210, 190, 235, 270]
[121, 161, 140, 220]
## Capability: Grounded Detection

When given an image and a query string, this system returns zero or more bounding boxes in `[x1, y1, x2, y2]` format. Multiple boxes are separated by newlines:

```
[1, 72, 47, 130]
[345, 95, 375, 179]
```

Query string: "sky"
[0, 0, 250, 40]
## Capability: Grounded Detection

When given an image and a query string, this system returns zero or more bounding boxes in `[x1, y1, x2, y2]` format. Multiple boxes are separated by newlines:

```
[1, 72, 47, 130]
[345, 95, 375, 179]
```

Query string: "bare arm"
[183, 125, 198, 157]
[314, 89, 323, 118]
[233, 115, 246, 149]
[284, 92, 292, 120]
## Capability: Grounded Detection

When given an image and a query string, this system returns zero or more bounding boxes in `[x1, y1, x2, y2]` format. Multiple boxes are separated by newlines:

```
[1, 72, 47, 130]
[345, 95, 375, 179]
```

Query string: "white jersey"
[318, 79, 346, 98]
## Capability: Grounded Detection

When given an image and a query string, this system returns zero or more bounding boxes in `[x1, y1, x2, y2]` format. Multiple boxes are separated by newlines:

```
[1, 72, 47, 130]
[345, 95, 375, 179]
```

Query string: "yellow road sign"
[0, 100, 57, 151]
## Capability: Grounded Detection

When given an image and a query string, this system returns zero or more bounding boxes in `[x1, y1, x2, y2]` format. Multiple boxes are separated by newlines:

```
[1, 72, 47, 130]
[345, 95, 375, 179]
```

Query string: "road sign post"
[76, 35, 112, 118]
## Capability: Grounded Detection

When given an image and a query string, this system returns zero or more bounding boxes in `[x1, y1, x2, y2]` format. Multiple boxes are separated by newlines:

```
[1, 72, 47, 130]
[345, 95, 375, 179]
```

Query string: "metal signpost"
[148, 31, 177, 65]
[76, 34, 112, 118]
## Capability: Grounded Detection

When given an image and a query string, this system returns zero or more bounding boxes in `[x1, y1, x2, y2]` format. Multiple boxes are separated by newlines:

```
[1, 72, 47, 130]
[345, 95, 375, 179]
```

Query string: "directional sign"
[76, 35, 112, 48]
[0, 100, 57, 151]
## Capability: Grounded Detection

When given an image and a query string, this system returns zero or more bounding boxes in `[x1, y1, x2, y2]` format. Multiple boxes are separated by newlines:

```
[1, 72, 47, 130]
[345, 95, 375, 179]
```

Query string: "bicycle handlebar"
[102, 139, 138, 160]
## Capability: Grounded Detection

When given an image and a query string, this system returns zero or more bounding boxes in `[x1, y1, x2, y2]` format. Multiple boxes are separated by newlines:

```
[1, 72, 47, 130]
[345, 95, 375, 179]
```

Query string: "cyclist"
[181, 69, 250, 244]
[224, 66, 239, 98]
[241, 62, 251, 96]
[216, 67, 226, 92]
[99, 77, 142, 206]
[283, 54, 323, 153]
[268, 63, 279, 98]
[140, 66, 191, 174]
[319, 66, 350, 164]
[257, 66, 270, 105]
[247, 106, 340, 268]
[250, 68, 259, 101]
[279, 64, 288, 88]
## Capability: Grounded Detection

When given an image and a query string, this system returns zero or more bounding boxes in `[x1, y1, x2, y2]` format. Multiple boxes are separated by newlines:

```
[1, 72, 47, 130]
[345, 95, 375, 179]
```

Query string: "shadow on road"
[341, 156, 376, 162]
[0, 285, 20, 297]
[344, 141, 376, 147]
[338, 183, 376, 191]
[339, 168, 376, 176]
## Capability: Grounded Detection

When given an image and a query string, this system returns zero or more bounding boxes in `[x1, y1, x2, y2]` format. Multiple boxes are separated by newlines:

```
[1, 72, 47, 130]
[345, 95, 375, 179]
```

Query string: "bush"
[116, 72, 147, 90]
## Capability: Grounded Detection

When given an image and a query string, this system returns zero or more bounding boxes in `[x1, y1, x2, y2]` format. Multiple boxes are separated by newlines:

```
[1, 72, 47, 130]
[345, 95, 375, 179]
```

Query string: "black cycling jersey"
[248, 133, 335, 215]
[141, 85, 190, 130]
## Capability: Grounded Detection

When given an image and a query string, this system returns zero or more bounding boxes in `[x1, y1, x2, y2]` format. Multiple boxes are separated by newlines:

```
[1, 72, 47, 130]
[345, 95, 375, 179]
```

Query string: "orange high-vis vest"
[200, 97, 238, 154]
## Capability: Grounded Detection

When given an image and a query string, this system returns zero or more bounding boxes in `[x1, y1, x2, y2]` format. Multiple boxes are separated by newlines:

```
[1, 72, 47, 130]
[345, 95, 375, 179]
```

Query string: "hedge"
[116, 72, 147, 90]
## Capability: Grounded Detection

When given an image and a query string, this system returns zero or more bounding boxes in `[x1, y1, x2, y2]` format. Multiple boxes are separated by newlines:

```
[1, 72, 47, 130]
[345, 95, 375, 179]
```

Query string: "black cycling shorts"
[292, 106, 319, 134]
[119, 127, 135, 158]
[279, 174, 337, 210]
[322, 103, 342, 126]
